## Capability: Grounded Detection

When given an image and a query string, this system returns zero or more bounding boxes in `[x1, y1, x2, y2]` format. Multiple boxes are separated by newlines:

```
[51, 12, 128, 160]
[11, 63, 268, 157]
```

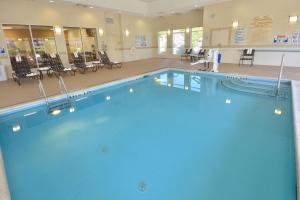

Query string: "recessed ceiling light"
[49, 0, 54, 3]
[194, 5, 199, 8]
[89, 6, 94, 9]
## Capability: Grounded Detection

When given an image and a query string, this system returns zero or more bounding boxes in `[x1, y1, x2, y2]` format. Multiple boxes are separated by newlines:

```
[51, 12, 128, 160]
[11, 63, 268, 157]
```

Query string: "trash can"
[0, 65, 7, 81]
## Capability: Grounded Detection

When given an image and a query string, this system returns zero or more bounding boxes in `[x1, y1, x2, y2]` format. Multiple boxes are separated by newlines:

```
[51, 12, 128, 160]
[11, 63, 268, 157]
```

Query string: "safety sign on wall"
[292, 32, 300, 45]
[273, 35, 289, 45]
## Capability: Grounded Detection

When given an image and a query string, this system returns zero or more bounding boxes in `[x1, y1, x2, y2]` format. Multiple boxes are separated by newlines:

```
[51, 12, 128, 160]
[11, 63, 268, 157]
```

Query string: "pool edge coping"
[291, 80, 300, 200]
[0, 68, 298, 200]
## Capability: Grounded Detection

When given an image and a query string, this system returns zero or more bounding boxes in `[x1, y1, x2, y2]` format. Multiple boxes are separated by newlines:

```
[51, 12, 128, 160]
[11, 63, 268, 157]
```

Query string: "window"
[31, 26, 57, 66]
[64, 27, 83, 63]
[3, 25, 37, 68]
[81, 28, 98, 62]
[64, 27, 98, 63]
[172, 29, 185, 55]
[158, 31, 167, 54]
[191, 27, 203, 52]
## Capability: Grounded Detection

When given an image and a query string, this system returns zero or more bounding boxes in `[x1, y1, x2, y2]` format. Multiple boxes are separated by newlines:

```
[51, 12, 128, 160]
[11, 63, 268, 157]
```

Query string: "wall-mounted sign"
[0, 48, 5, 56]
[234, 27, 247, 44]
[292, 32, 300, 45]
[135, 35, 149, 48]
[273, 35, 289, 45]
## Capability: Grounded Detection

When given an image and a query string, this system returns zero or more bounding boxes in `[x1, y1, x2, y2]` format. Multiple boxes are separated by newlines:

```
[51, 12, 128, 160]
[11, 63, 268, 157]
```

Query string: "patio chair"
[49, 54, 76, 77]
[11, 55, 40, 85]
[191, 49, 206, 62]
[181, 48, 193, 61]
[239, 49, 255, 66]
[99, 51, 122, 69]
[72, 52, 97, 73]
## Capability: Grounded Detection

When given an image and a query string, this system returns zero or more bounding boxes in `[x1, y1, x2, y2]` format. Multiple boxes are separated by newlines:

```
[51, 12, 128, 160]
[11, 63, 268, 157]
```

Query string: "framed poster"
[233, 27, 247, 44]
[273, 35, 289, 45]
[135, 35, 148, 48]
[292, 32, 300, 45]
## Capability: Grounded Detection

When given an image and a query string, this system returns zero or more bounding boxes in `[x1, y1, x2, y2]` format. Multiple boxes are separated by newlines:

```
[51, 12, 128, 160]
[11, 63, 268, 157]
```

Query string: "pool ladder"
[38, 76, 72, 113]
[275, 54, 285, 97]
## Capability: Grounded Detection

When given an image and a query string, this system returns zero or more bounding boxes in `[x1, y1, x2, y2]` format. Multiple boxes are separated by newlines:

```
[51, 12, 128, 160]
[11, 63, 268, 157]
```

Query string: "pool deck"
[0, 58, 300, 109]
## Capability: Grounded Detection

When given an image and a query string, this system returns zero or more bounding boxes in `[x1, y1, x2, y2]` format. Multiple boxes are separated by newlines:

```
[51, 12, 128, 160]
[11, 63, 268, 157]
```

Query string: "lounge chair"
[181, 49, 193, 61]
[99, 51, 122, 69]
[11, 56, 40, 85]
[72, 52, 97, 73]
[239, 49, 255, 66]
[49, 54, 76, 77]
[191, 49, 206, 62]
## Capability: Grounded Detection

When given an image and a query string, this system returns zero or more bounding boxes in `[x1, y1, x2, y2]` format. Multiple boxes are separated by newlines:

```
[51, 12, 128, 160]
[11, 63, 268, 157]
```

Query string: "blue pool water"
[0, 70, 296, 200]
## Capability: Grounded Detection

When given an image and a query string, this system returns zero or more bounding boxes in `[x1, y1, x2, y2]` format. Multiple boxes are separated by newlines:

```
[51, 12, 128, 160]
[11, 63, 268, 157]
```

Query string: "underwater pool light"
[274, 108, 282, 116]
[225, 99, 231, 104]
[184, 86, 189, 90]
[51, 109, 61, 116]
[12, 125, 21, 133]
[129, 88, 134, 93]
[106, 96, 111, 101]
[69, 107, 75, 113]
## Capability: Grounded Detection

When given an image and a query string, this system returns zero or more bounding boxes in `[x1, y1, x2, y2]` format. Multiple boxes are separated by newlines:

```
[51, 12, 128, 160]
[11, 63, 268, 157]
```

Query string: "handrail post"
[276, 54, 285, 96]
[38, 80, 49, 108]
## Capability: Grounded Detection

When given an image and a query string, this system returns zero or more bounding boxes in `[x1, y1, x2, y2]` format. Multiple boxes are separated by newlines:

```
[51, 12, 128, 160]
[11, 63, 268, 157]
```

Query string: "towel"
[247, 49, 253, 55]
[16, 55, 22, 62]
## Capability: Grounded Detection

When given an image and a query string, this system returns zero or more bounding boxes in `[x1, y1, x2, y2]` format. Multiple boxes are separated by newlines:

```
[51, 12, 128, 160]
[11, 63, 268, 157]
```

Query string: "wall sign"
[273, 35, 289, 45]
[234, 27, 247, 44]
[135, 35, 149, 48]
[0, 48, 5, 56]
[292, 32, 300, 45]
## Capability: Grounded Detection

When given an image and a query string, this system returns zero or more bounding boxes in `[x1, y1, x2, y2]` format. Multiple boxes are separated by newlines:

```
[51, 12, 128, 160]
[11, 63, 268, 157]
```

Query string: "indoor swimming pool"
[0, 70, 296, 200]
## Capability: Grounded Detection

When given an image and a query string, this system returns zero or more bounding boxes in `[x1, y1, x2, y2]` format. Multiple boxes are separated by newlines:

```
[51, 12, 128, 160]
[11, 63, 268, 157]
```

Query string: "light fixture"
[274, 108, 282, 115]
[194, 5, 199, 8]
[186, 28, 190, 33]
[18, 38, 22, 41]
[289, 16, 298, 24]
[69, 107, 75, 113]
[232, 21, 239, 28]
[89, 6, 94, 9]
[167, 29, 171, 35]
[99, 28, 104, 36]
[44, 38, 49, 41]
[54, 26, 62, 35]
[167, 83, 172, 87]
[154, 77, 160, 82]
[106, 96, 111, 101]
[184, 86, 189, 90]
[125, 29, 130, 37]
[12, 125, 21, 133]
[49, 0, 54, 3]
[51, 109, 61, 116]
[129, 88, 133, 93]
[225, 99, 231, 104]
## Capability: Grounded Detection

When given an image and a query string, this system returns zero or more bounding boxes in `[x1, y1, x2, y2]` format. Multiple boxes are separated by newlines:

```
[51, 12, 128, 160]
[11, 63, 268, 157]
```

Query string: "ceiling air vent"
[105, 18, 114, 24]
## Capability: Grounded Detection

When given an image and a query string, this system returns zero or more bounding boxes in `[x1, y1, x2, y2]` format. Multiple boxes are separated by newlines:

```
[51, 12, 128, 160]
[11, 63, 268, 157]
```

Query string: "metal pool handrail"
[38, 80, 49, 108]
[276, 54, 285, 96]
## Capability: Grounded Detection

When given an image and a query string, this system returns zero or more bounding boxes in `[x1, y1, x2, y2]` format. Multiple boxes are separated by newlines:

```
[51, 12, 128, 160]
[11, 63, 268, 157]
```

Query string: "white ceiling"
[63, 0, 229, 16]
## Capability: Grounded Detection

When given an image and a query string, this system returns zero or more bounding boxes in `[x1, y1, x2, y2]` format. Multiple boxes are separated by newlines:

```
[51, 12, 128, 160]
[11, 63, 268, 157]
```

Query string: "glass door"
[81, 28, 98, 62]
[64, 27, 83, 63]
[3, 24, 37, 68]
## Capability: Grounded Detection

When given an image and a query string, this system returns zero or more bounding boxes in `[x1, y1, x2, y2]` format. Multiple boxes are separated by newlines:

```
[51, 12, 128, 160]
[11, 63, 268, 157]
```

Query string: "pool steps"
[221, 78, 290, 98]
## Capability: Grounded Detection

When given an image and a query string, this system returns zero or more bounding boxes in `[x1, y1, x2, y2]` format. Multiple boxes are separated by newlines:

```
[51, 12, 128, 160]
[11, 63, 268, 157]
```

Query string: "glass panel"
[191, 27, 203, 52]
[158, 31, 167, 54]
[3, 24, 37, 68]
[64, 27, 83, 64]
[31, 26, 57, 67]
[81, 28, 98, 62]
[172, 29, 185, 55]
